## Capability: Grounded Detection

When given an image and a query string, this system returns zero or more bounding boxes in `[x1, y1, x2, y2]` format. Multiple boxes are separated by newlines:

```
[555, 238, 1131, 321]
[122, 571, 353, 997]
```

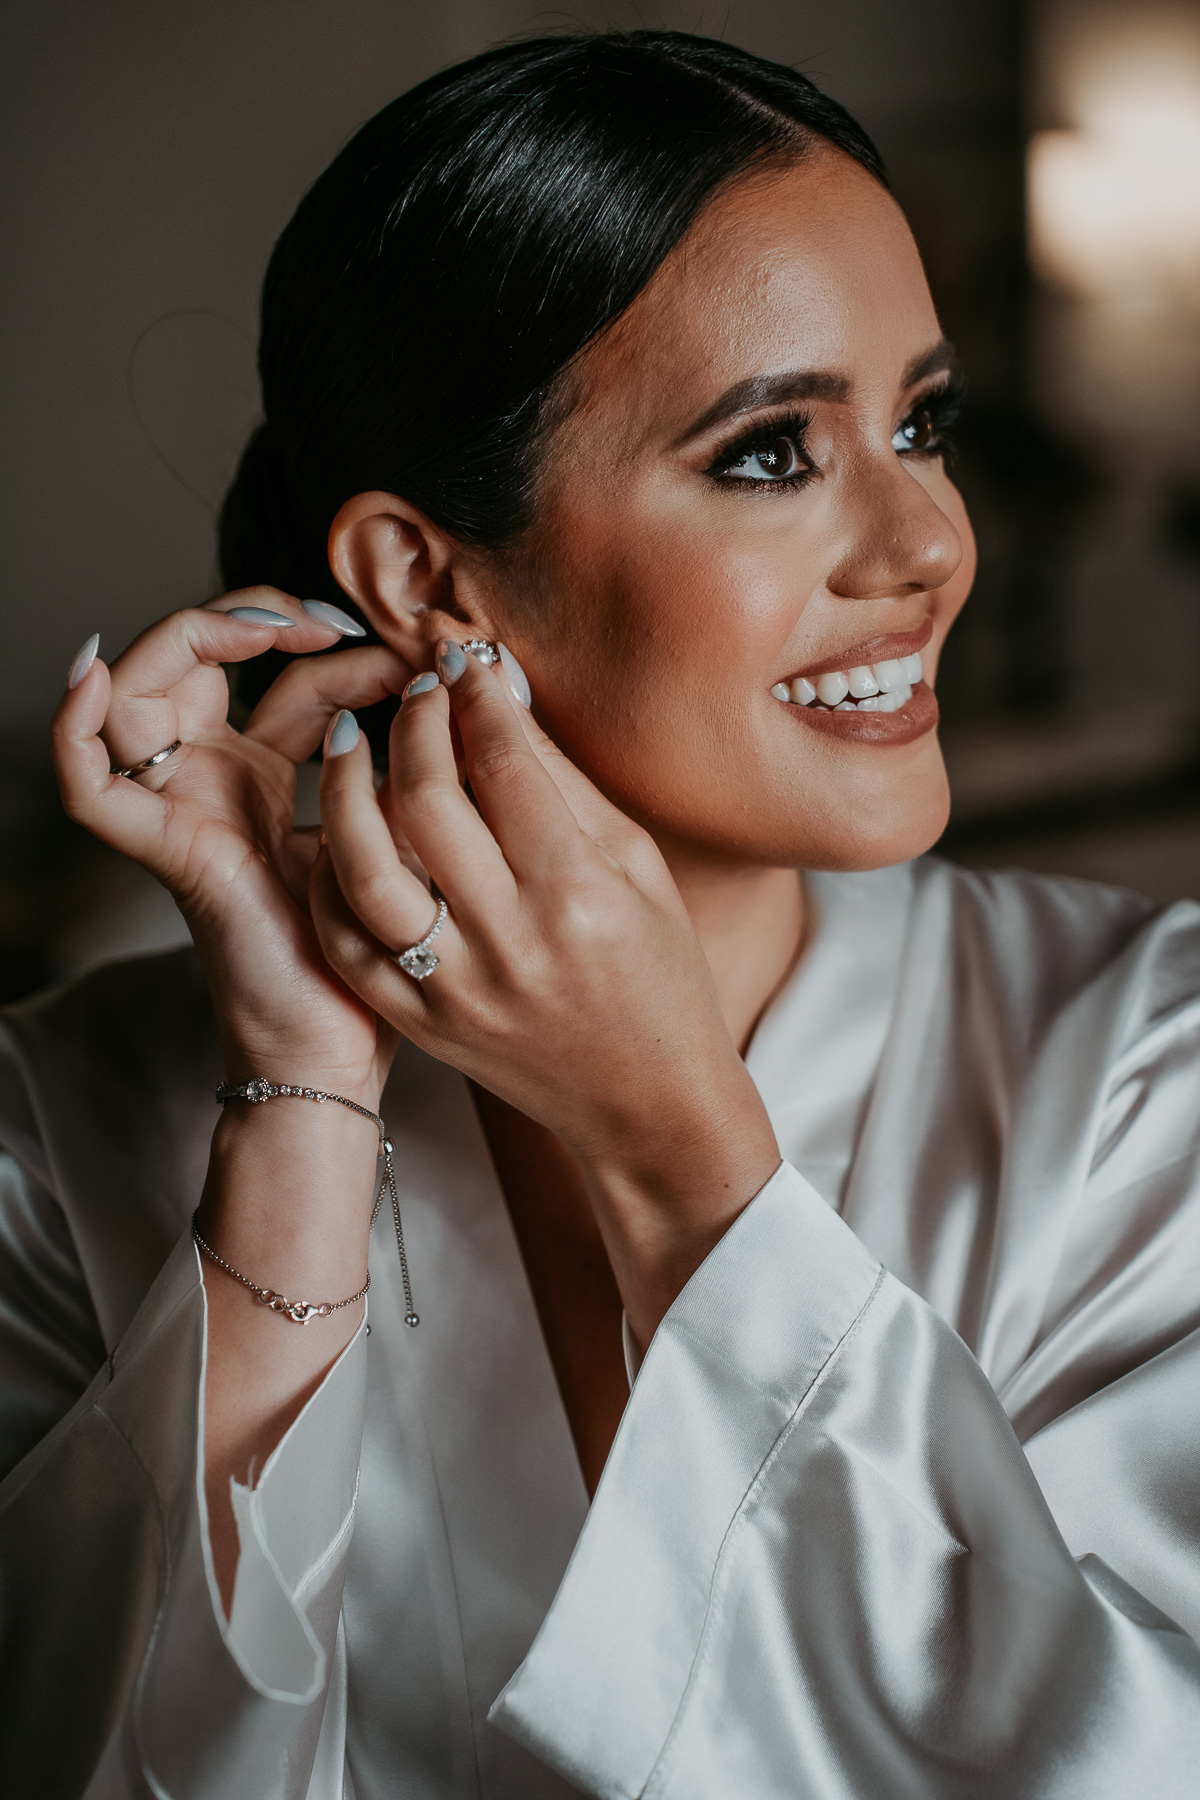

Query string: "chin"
[759, 753, 952, 874]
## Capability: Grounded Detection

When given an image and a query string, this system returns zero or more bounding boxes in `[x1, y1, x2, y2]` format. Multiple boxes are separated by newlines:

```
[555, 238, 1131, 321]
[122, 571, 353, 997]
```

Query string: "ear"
[327, 491, 492, 668]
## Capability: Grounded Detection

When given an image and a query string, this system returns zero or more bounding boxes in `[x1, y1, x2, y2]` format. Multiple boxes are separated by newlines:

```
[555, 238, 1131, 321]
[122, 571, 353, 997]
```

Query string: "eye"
[891, 406, 941, 454]
[891, 378, 964, 459]
[721, 434, 806, 482]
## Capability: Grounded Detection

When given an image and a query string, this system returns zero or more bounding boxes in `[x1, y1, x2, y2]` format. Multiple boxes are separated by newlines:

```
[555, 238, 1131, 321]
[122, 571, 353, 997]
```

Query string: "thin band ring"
[393, 898, 449, 981]
[114, 739, 183, 779]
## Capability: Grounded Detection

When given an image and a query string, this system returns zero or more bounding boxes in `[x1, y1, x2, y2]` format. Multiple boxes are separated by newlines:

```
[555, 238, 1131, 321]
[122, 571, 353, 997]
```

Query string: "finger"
[319, 707, 472, 955]
[273, 825, 322, 914]
[51, 652, 175, 867]
[243, 643, 413, 763]
[101, 589, 344, 766]
[308, 843, 431, 1031]
[508, 688, 648, 864]
[440, 645, 590, 885]
[386, 676, 516, 920]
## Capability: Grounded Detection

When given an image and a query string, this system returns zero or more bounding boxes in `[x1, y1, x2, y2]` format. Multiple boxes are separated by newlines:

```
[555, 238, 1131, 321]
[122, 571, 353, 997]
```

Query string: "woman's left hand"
[310, 645, 780, 1343]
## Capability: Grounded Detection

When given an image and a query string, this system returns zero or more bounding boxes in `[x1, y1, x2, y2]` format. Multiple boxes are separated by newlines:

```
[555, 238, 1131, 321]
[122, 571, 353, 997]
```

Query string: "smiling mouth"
[771, 650, 925, 713]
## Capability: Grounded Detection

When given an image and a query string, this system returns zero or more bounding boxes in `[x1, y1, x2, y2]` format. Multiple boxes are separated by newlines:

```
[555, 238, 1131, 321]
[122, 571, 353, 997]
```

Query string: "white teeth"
[848, 665, 880, 698]
[815, 670, 850, 706]
[775, 648, 926, 712]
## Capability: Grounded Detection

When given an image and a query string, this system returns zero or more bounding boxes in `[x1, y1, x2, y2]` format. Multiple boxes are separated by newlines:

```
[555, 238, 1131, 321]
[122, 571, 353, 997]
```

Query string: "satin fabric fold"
[1, 859, 1198, 1796]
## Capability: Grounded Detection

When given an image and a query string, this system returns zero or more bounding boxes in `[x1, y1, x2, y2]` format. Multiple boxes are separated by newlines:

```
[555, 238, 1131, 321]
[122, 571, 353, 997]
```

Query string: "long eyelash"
[909, 374, 967, 460]
[705, 407, 816, 493]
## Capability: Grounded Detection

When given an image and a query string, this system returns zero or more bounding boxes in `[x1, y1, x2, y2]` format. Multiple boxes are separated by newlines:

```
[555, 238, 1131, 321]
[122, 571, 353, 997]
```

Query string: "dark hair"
[219, 28, 884, 619]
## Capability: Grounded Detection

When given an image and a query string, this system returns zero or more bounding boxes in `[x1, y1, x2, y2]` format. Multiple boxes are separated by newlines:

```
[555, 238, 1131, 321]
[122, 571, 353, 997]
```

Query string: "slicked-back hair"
[219, 30, 885, 614]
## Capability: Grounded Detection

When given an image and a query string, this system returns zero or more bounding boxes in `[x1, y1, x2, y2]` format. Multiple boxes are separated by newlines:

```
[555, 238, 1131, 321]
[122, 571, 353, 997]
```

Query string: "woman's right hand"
[52, 589, 413, 1105]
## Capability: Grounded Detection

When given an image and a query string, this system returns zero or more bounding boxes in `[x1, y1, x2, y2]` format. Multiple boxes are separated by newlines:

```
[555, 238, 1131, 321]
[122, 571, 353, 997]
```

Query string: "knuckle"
[351, 863, 403, 920]
[550, 872, 621, 946]
[398, 773, 449, 826]
[471, 739, 525, 788]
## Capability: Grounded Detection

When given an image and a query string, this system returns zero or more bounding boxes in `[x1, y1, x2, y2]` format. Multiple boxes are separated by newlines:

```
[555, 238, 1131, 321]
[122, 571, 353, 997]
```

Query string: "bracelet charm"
[192, 1218, 369, 1322]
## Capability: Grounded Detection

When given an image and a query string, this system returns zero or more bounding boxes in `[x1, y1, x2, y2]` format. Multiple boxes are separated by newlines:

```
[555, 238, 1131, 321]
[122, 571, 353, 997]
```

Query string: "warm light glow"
[1029, 93, 1200, 297]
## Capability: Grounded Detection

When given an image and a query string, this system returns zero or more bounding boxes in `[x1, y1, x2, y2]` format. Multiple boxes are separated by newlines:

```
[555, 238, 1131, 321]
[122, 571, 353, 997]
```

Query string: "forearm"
[578, 1061, 780, 1353]
[196, 1096, 380, 1612]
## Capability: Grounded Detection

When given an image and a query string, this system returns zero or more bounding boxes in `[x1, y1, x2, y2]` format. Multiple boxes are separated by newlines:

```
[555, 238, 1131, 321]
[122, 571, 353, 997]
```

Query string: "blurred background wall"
[1, 0, 1198, 1000]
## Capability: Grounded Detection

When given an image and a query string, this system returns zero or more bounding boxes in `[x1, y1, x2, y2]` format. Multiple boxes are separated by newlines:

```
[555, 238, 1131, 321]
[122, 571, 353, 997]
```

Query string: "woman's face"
[485, 149, 976, 872]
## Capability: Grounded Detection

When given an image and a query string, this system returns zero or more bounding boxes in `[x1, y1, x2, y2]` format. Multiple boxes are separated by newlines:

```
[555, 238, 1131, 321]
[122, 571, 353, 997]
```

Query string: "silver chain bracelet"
[193, 1077, 419, 1327]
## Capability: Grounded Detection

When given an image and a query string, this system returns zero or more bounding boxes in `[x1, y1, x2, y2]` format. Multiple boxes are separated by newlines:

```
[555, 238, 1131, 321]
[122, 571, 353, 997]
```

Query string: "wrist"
[573, 1075, 780, 1344]
[217, 1046, 385, 1113]
[572, 1058, 777, 1214]
[199, 1091, 382, 1292]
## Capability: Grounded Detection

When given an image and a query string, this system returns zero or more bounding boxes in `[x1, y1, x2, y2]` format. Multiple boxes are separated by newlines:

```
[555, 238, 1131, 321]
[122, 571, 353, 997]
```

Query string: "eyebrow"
[679, 337, 959, 441]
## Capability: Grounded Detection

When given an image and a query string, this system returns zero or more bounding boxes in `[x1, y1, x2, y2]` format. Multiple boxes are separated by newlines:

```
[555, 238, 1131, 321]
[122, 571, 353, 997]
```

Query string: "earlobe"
[327, 490, 470, 661]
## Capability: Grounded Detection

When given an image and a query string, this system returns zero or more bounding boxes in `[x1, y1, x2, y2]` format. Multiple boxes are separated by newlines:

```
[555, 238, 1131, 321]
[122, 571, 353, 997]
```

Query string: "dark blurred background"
[2, 0, 1199, 1001]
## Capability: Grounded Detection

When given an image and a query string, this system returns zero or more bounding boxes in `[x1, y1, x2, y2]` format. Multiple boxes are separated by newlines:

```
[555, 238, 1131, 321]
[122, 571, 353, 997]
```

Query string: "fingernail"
[227, 606, 295, 628]
[436, 639, 468, 684]
[325, 709, 359, 756]
[498, 643, 531, 709]
[402, 671, 440, 700]
[301, 599, 366, 637]
[66, 632, 99, 690]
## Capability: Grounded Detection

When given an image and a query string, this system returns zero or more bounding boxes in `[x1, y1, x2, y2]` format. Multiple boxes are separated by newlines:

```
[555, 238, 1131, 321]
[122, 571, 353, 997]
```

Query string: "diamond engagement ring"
[393, 898, 449, 980]
[113, 739, 183, 779]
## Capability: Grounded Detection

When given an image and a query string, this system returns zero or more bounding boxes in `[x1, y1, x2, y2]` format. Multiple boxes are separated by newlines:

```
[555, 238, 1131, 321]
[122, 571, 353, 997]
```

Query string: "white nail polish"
[227, 606, 295, 628]
[325, 709, 359, 756]
[497, 643, 531, 709]
[67, 633, 99, 689]
[302, 599, 366, 637]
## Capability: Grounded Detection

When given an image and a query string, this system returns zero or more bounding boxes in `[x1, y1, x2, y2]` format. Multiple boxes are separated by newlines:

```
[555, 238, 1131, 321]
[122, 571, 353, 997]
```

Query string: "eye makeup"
[702, 370, 966, 494]
[706, 408, 817, 492]
[891, 374, 965, 462]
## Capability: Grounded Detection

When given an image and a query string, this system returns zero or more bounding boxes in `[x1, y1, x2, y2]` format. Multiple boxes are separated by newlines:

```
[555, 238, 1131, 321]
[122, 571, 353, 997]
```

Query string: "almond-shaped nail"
[66, 632, 100, 690]
[497, 643, 531, 709]
[227, 606, 295, 627]
[301, 599, 366, 637]
[436, 639, 468, 684]
[325, 709, 359, 756]
[402, 671, 440, 700]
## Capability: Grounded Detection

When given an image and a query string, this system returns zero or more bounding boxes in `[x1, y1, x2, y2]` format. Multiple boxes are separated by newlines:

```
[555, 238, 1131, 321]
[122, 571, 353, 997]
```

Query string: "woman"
[3, 29, 1198, 1798]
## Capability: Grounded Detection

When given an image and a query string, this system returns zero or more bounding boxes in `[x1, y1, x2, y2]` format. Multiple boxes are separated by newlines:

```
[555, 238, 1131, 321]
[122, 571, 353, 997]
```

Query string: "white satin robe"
[1, 857, 1199, 1797]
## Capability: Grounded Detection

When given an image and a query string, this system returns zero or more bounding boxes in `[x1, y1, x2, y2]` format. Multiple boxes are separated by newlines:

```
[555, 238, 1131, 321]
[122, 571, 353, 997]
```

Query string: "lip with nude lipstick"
[771, 622, 937, 746]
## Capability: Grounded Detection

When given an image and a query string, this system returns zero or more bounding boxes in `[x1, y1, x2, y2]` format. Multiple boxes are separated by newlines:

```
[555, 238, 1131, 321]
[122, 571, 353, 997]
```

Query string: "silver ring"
[113, 739, 183, 779]
[393, 898, 448, 981]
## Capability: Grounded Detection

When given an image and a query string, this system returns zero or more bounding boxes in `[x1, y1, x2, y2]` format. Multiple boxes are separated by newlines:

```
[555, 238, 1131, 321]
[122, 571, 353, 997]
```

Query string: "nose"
[826, 455, 963, 602]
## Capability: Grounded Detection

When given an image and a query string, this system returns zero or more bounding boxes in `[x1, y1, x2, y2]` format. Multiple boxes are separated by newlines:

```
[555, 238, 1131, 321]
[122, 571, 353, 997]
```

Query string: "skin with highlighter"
[52, 151, 973, 1609]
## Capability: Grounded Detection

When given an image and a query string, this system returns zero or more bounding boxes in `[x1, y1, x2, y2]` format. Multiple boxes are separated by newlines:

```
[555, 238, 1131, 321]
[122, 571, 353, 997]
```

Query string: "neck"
[655, 838, 807, 1055]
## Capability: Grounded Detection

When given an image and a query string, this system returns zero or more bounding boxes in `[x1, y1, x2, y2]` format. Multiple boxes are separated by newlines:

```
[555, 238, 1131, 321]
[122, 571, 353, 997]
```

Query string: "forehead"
[570, 151, 937, 436]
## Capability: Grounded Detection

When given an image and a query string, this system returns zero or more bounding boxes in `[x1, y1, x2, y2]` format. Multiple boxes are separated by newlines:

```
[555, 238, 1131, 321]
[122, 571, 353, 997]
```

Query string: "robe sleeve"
[491, 1160, 1200, 1798]
[0, 1136, 366, 1800]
